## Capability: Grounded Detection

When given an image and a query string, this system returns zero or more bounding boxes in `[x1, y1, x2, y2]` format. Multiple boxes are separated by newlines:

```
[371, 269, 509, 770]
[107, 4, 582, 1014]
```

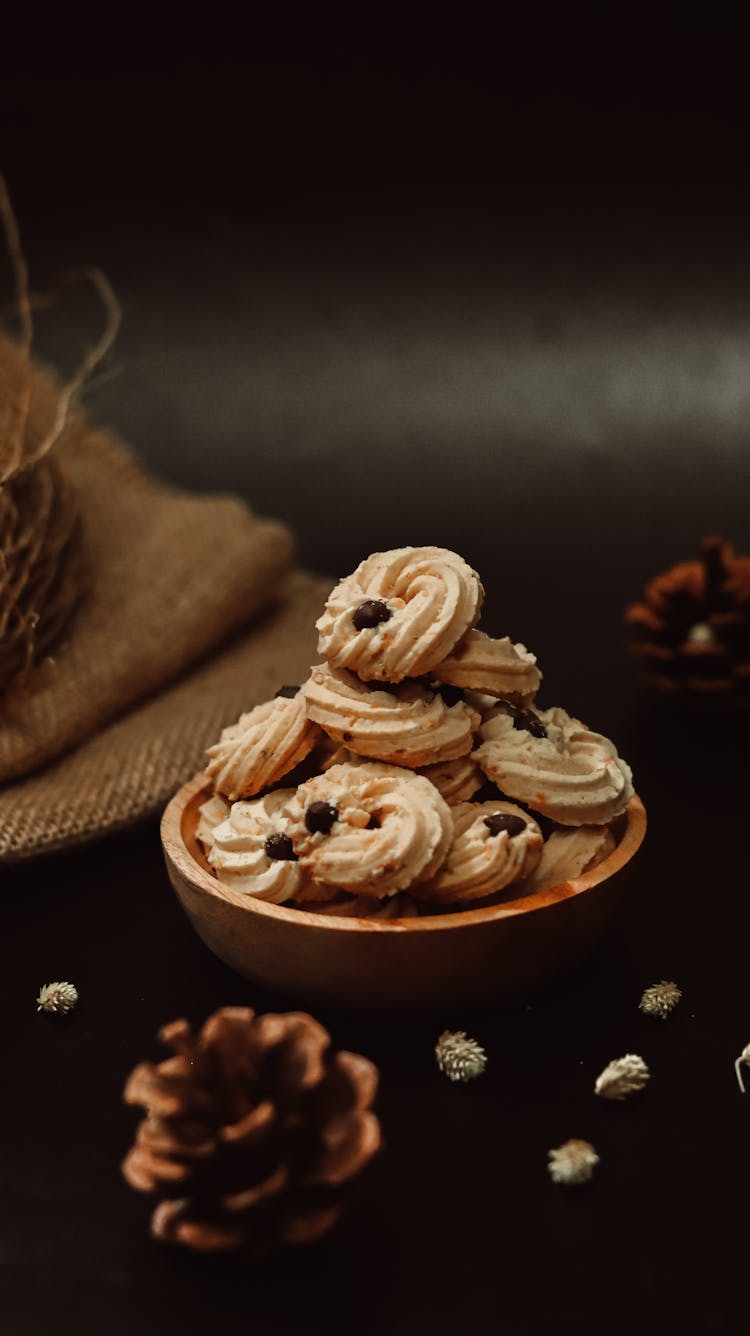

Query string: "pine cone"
[625, 537, 750, 698]
[122, 1007, 381, 1255]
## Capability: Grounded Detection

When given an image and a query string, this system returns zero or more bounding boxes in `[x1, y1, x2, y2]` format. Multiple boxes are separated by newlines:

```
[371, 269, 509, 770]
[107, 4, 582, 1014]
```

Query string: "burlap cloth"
[0, 333, 329, 861]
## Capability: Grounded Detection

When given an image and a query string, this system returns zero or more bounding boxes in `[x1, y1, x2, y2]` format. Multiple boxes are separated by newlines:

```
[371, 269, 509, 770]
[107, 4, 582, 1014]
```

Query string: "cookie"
[302, 663, 480, 768]
[418, 756, 484, 805]
[463, 689, 503, 719]
[195, 792, 231, 855]
[473, 704, 634, 826]
[315, 546, 484, 682]
[523, 825, 616, 894]
[284, 761, 453, 898]
[431, 629, 541, 705]
[412, 800, 543, 904]
[207, 790, 313, 903]
[205, 693, 322, 801]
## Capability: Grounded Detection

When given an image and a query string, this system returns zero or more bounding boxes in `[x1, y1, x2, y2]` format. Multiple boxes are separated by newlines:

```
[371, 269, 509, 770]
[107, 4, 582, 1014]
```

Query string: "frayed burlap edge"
[0, 570, 329, 862]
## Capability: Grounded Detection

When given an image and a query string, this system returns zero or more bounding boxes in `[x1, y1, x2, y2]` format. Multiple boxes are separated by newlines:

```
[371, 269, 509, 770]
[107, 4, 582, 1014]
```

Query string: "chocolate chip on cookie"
[352, 599, 392, 631]
[483, 812, 527, 839]
[514, 711, 547, 739]
[264, 833, 298, 860]
[305, 800, 339, 835]
[501, 701, 548, 738]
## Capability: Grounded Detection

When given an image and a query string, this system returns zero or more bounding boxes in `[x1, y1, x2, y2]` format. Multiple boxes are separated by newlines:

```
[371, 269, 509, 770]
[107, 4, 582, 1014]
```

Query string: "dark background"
[2, 11, 750, 1335]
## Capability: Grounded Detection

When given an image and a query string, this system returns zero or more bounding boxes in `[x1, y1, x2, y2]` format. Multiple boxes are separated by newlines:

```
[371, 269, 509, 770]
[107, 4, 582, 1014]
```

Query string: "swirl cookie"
[473, 704, 633, 826]
[205, 692, 322, 801]
[523, 825, 616, 895]
[207, 790, 313, 903]
[418, 756, 483, 805]
[413, 800, 543, 904]
[316, 546, 484, 682]
[195, 792, 231, 855]
[431, 630, 542, 705]
[302, 663, 480, 768]
[284, 761, 453, 898]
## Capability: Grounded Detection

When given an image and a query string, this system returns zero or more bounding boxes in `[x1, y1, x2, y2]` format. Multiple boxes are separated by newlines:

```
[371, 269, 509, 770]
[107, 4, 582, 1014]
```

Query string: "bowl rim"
[162, 772, 647, 935]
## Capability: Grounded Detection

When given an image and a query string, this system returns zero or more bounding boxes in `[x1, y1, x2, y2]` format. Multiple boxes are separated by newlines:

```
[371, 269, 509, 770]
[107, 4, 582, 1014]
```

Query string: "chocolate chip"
[305, 801, 338, 835]
[274, 684, 300, 698]
[366, 813, 381, 829]
[512, 709, 547, 739]
[484, 813, 527, 838]
[264, 833, 298, 861]
[352, 600, 392, 631]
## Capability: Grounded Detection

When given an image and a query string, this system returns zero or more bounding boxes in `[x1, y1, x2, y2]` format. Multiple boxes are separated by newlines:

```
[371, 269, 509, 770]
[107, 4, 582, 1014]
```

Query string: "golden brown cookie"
[522, 825, 617, 894]
[315, 546, 483, 682]
[473, 704, 633, 826]
[431, 629, 541, 705]
[207, 790, 312, 903]
[417, 756, 484, 805]
[206, 692, 322, 801]
[284, 761, 453, 898]
[195, 792, 231, 855]
[412, 800, 543, 904]
[302, 663, 480, 768]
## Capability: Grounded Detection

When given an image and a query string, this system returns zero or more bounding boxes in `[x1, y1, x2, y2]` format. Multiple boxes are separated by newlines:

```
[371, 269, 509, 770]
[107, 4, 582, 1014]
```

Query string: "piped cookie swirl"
[206, 691, 322, 801]
[302, 663, 480, 767]
[207, 791, 310, 903]
[198, 542, 635, 917]
[431, 629, 541, 705]
[195, 793, 231, 855]
[413, 800, 543, 904]
[284, 761, 453, 898]
[522, 825, 616, 894]
[316, 546, 484, 682]
[417, 756, 483, 805]
[473, 704, 633, 826]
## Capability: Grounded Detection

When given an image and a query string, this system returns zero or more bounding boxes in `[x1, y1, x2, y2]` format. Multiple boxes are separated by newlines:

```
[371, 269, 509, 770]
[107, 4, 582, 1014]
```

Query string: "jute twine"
[0, 175, 120, 693]
[0, 329, 296, 787]
[0, 179, 323, 863]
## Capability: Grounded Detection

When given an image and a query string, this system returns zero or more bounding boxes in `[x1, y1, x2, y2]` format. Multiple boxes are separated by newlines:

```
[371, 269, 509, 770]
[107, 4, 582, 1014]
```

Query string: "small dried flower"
[548, 1139, 599, 1186]
[639, 980, 682, 1019]
[435, 1030, 487, 1083]
[735, 1043, 750, 1093]
[594, 1053, 650, 1101]
[37, 981, 78, 1015]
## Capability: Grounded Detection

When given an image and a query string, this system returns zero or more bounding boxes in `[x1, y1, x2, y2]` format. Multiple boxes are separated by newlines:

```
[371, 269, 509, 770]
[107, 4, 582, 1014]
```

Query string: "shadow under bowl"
[161, 773, 647, 1011]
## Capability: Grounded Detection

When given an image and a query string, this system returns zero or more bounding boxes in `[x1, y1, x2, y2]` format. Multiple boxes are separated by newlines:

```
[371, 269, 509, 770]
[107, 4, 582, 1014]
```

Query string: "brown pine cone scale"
[625, 537, 750, 697]
[122, 1007, 381, 1254]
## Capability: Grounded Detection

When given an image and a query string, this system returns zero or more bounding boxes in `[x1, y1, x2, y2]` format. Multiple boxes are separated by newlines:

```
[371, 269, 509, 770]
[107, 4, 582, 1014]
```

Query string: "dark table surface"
[3, 20, 750, 1336]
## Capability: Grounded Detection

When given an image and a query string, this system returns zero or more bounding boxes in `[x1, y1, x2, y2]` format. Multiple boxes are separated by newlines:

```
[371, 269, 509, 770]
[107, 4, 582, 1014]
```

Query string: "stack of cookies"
[196, 547, 634, 917]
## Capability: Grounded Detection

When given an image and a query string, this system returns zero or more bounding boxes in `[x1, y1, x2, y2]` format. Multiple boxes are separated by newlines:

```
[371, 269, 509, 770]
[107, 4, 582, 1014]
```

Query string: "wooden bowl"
[161, 774, 647, 1011]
